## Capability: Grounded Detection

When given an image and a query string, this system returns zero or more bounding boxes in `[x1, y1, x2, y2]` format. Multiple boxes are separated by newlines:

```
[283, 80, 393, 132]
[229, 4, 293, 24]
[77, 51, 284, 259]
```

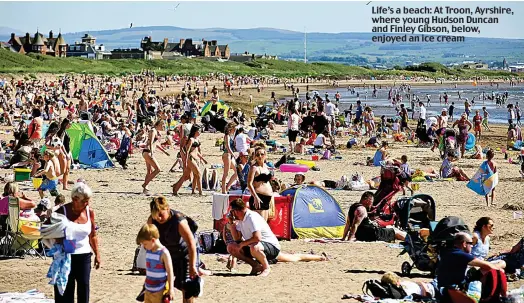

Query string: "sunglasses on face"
[466, 241, 473, 245]
[256, 152, 266, 157]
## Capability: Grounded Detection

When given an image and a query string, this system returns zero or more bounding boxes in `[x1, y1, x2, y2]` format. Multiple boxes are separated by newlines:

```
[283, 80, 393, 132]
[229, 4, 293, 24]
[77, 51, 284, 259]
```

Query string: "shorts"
[144, 290, 164, 303]
[288, 130, 299, 142]
[249, 193, 272, 210]
[374, 227, 396, 242]
[240, 241, 281, 261]
[401, 121, 408, 129]
[173, 257, 190, 291]
[39, 179, 58, 191]
[474, 125, 481, 132]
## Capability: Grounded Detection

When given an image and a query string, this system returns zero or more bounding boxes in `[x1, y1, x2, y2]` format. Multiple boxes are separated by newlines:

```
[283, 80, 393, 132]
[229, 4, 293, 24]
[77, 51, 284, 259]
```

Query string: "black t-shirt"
[138, 98, 147, 114]
[153, 209, 188, 260]
[152, 209, 198, 260]
[313, 114, 328, 134]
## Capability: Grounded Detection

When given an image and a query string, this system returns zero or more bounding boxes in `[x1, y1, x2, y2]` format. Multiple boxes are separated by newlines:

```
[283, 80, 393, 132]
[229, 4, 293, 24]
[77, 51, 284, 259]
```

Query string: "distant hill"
[1, 26, 524, 65]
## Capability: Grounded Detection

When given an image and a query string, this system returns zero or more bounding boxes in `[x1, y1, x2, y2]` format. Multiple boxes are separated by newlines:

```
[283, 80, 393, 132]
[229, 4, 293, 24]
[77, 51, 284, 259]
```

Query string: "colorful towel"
[467, 161, 499, 196]
[46, 244, 71, 296]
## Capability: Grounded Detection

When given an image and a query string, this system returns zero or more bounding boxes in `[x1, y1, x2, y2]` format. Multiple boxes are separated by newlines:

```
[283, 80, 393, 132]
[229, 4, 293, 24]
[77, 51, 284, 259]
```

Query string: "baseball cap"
[442, 108, 447, 112]
[239, 151, 249, 157]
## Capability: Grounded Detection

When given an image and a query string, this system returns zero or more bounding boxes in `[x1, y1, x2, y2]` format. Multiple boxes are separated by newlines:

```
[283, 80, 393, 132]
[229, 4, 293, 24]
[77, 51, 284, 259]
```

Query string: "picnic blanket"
[467, 161, 499, 196]
[0, 289, 53, 303]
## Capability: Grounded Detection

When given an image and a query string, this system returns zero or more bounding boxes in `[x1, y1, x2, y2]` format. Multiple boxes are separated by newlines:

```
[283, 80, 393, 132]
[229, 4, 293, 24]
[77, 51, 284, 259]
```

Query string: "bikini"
[142, 131, 160, 154]
[249, 169, 274, 211]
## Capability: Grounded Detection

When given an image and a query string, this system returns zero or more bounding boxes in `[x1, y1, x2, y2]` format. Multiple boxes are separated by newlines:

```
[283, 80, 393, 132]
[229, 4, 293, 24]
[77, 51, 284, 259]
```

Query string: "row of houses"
[1, 31, 234, 60]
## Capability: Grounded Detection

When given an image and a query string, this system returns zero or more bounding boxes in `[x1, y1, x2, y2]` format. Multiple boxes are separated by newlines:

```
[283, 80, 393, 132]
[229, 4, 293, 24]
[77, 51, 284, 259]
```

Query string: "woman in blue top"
[472, 217, 506, 270]
[373, 141, 390, 166]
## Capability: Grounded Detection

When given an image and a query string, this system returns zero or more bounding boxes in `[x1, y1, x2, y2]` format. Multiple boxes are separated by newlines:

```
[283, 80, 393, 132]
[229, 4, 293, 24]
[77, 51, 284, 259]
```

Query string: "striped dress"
[145, 247, 168, 293]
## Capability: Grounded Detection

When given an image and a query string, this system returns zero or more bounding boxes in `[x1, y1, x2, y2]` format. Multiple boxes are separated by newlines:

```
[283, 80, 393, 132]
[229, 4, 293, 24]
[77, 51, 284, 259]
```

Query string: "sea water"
[319, 84, 524, 124]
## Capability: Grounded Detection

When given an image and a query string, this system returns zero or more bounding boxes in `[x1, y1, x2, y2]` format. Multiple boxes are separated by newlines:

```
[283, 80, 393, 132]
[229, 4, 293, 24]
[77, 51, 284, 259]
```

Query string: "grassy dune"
[0, 48, 519, 79]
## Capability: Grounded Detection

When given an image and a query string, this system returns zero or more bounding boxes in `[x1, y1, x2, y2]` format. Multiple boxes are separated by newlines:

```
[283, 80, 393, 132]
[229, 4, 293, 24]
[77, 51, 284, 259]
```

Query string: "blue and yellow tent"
[200, 100, 230, 117]
[281, 185, 346, 239]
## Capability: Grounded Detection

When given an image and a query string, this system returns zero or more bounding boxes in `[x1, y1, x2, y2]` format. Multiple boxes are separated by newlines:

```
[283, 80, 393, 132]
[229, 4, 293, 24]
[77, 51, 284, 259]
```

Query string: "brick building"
[8, 31, 67, 57]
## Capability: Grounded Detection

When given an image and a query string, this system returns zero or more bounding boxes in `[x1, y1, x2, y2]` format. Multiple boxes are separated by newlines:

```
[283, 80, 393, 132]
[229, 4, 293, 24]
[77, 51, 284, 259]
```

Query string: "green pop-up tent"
[67, 123, 114, 168]
[200, 100, 230, 117]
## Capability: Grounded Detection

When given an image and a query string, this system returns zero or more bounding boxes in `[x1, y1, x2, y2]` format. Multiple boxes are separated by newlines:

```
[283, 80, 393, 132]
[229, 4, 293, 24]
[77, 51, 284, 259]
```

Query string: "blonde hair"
[150, 196, 170, 216]
[3, 182, 19, 197]
[136, 224, 160, 245]
[381, 272, 401, 285]
[225, 122, 237, 134]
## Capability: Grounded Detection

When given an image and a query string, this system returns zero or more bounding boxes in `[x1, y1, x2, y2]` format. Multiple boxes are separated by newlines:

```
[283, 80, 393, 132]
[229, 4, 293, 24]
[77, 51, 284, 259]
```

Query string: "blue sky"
[1, 1, 523, 38]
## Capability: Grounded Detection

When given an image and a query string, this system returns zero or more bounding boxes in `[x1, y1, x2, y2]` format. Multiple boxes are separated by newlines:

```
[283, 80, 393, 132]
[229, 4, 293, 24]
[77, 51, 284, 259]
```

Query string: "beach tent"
[281, 185, 346, 239]
[200, 100, 230, 117]
[66, 122, 114, 168]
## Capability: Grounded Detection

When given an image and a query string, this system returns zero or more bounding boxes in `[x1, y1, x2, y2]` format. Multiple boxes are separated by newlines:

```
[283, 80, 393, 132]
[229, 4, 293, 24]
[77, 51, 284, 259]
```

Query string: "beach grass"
[0, 49, 519, 79]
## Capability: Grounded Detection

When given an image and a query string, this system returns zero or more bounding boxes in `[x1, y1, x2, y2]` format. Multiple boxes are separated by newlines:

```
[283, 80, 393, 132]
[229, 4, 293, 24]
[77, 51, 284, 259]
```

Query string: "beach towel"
[467, 161, 499, 196]
[212, 193, 229, 220]
[0, 290, 54, 303]
[46, 244, 71, 296]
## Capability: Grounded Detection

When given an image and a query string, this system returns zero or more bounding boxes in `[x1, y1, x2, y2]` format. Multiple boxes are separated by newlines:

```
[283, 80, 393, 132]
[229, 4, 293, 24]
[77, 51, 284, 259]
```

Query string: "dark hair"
[229, 198, 246, 211]
[401, 155, 408, 162]
[447, 151, 455, 157]
[486, 149, 494, 160]
[57, 118, 71, 138]
[360, 191, 374, 203]
[46, 121, 60, 138]
[474, 217, 492, 232]
[32, 108, 41, 118]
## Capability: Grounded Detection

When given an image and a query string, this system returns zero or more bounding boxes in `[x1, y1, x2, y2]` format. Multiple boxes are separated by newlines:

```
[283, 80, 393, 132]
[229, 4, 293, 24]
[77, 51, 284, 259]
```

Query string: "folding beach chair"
[0, 214, 12, 257]
[7, 197, 46, 259]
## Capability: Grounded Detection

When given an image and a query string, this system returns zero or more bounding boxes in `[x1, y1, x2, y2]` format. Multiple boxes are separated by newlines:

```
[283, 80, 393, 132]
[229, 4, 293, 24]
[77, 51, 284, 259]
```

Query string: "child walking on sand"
[33, 150, 59, 198]
[136, 224, 175, 303]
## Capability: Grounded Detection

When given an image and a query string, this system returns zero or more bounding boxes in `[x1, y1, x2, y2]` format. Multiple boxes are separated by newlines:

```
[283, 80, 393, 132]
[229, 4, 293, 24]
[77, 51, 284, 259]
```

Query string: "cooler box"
[213, 194, 293, 240]
[14, 168, 31, 182]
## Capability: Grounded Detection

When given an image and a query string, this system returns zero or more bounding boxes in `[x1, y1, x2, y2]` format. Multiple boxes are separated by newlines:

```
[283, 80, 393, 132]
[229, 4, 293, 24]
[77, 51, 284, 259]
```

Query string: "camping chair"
[0, 214, 11, 257]
[7, 197, 46, 259]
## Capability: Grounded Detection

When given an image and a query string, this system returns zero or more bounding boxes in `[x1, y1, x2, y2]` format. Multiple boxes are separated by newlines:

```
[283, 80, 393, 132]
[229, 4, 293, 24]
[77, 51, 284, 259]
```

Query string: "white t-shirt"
[236, 210, 281, 250]
[235, 133, 249, 153]
[288, 113, 300, 131]
[419, 106, 427, 120]
[313, 134, 325, 146]
[325, 102, 336, 116]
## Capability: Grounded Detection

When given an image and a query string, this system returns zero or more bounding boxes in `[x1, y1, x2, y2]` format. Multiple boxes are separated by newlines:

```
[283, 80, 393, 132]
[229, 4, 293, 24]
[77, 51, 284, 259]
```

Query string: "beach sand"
[0, 81, 524, 302]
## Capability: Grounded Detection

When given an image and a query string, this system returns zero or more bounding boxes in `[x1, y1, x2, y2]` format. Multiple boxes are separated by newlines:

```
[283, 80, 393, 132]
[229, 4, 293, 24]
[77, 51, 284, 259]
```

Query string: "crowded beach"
[0, 73, 524, 303]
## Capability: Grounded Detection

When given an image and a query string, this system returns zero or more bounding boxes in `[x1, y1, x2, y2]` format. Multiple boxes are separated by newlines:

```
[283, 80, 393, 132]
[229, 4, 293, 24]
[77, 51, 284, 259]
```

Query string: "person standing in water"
[482, 107, 491, 132]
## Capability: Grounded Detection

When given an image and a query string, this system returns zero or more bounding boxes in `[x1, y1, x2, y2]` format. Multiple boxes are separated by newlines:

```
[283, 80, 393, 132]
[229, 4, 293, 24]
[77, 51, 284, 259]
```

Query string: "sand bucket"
[411, 183, 420, 191]
[312, 155, 319, 161]
[32, 178, 43, 189]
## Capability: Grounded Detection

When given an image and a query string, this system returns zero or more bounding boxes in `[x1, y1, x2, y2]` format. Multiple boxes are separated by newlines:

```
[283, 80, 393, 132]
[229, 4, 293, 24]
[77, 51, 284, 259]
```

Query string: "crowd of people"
[0, 72, 523, 303]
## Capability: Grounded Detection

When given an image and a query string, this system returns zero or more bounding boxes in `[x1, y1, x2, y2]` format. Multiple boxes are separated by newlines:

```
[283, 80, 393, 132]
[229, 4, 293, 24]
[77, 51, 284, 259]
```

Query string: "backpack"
[363, 280, 407, 300]
[197, 229, 222, 254]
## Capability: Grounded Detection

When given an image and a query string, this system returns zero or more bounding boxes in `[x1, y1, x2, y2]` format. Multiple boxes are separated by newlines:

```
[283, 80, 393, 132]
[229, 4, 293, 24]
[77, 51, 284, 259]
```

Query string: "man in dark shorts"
[227, 198, 281, 277]
[341, 191, 406, 242]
